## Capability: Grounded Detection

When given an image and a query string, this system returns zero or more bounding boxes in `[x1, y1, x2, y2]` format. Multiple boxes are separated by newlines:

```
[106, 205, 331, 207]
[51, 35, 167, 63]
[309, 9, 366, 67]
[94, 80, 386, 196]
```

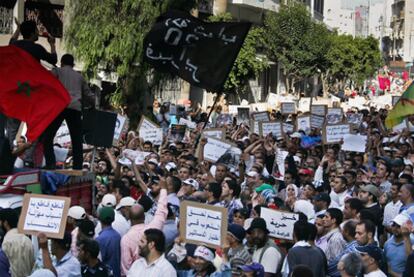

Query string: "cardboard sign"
[259, 121, 283, 139]
[326, 108, 343, 124]
[237, 107, 251, 125]
[252, 112, 270, 122]
[179, 118, 197, 129]
[217, 146, 242, 171]
[281, 102, 296, 114]
[203, 137, 233, 163]
[119, 149, 151, 166]
[250, 102, 269, 112]
[341, 134, 367, 153]
[138, 116, 163, 145]
[323, 124, 350, 144]
[346, 113, 363, 126]
[180, 201, 228, 248]
[283, 122, 295, 134]
[297, 116, 311, 133]
[311, 105, 327, 116]
[202, 128, 225, 140]
[261, 207, 299, 240]
[298, 97, 311, 113]
[215, 114, 233, 127]
[169, 124, 187, 142]
[18, 194, 71, 239]
[251, 120, 259, 134]
[392, 96, 401, 106]
[113, 114, 128, 146]
[311, 115, 325, 129]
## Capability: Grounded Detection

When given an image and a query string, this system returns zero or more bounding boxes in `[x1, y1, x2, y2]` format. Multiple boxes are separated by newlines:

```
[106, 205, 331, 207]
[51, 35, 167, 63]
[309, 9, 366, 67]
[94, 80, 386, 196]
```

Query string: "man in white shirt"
[330, 176, 349, 210]
[127, 229, 176, 277]
[356, 245, 386, 277]
[383, 182, 403, 236]
[95, 194, 131, 237]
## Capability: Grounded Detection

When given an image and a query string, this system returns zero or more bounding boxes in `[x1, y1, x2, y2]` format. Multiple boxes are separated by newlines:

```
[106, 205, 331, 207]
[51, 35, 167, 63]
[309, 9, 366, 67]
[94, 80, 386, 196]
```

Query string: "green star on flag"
[17, 81, 31, 97]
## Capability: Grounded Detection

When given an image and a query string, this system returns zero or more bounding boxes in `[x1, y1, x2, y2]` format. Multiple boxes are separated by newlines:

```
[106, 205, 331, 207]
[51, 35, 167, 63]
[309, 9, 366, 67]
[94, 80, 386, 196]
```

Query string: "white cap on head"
[68, 206, 86, 220]
[183, 178, 199, 190]
[392, 213, 411, 226]
[101, 194, 117, 207]
[194, 246, 215, 262]
[165, 162, 177, 172]
[116, 196, 136, 210]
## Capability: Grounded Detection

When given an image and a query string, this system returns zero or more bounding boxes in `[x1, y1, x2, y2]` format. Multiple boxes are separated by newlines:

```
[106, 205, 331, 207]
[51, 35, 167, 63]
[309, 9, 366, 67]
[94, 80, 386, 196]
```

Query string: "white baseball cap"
[165, 162, 177, 172]
[101, 194, 117, 207]
[392, 213, 411, 226]
[116, 196, 136, 210]
[68, 206, 86, 220]
[194, 246, 215, 262]
[183, 178, 199, 190]
[246, 171, 258, 177]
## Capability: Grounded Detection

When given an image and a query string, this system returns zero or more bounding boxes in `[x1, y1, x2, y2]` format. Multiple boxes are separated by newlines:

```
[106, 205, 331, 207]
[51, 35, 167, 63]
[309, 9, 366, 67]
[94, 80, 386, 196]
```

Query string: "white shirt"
[364, 269, 387, 277]
[329, 190, 348, 210]
[127, 254, 176, 277]
[383, 200, 403, 226]
[95, 211, 131, 237]
[252, 245, 282, 274]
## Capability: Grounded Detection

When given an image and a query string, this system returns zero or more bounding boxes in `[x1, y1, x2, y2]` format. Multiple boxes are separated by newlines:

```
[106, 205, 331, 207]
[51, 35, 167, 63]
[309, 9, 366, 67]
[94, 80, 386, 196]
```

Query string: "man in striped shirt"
[223, 224, 251, 276]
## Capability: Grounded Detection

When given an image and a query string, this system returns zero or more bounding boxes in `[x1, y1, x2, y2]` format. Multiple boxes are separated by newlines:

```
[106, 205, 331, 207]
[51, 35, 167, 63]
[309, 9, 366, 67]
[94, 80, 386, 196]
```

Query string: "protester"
[78, 239, 114, 277]
[337, 253, 362, 277]
[356, 245, 387, 277]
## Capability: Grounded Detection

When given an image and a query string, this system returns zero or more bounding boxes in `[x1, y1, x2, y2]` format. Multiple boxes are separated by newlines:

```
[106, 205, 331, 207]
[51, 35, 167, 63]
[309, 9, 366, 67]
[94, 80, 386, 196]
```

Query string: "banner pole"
[203, 92, 221, 130]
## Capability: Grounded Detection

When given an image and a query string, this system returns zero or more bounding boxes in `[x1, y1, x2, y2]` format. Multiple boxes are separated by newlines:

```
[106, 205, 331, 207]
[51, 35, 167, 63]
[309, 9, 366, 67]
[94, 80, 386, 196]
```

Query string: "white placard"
[326, 108, 343, 124]
[298, 97, 311, 113]
[281, 102, 296, 114]
[252, 112, 269, 122]
[324, 124, 350, 144]
[261, 208, 299, 240]
[341, 134, 367, 153]
[259, 121, 283, 138]
[54, 121, 71, 147]
[393, 119, 408, 133]
[283, 122, 295, 134]
[267, 93, 278, 107]
[311, 115, 325, 129]
[179, 118, 197, 129]
[113, 114, 128, 145]
[346, 113, 363, 126]
[203, 137, 232, 163]
[119, 149, 151, 166]
[202, 129, 224, 140]
[138, 117, 163, 145]
[311, 105, 327, 116]
[275, 149, 289, 181]
[297, 116, 311, 133]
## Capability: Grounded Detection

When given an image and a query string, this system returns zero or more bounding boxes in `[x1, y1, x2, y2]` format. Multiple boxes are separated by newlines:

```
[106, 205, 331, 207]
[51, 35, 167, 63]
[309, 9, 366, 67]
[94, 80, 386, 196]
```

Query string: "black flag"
[143, 10, 251, 92]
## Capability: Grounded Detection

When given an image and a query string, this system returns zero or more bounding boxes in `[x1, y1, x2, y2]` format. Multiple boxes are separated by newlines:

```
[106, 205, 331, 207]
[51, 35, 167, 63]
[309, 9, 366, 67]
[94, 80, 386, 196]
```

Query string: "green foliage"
[207, 13, 268, 93]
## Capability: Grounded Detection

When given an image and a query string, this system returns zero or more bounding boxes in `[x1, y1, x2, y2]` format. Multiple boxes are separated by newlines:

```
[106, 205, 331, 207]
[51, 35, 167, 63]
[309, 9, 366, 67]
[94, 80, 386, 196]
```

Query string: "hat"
[392, 213, 411, 226]
[234, 208, 249, 218]
[116, 196, 136, 210]
[299, 168, 314, 176]
[391, 158, 404, 167]
[68, 206, 86, 220]
[194, 246, 215, 262]
[78, 219, 95, 237]
[290, 132, 302, 139]
[246, 218, 269, 234]
[150, 175, 160, 184]
[228, 223, 246, 242]
[148, 158, 158, 165]
[355, 245, 383, 263]
[167, 243, 187, 263]
[313, 192, 330, 203]
[183, 178, 199, 190]
[98, 207, 115, 224]
[237, 263, 265, 277]
[101, 194, 116, 207]
[376, 156, 391, 166]
[165, 162, 177, 172]
[255, 184, 275, 193]
[246, 171, 259, 177]
[294, 200, 315, 222]
[360, 184, 380, 198]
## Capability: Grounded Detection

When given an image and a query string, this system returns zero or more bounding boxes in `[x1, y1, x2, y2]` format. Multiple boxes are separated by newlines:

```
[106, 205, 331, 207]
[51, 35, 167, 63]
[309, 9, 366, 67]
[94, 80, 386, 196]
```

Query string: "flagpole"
[203, 92, 221, 130]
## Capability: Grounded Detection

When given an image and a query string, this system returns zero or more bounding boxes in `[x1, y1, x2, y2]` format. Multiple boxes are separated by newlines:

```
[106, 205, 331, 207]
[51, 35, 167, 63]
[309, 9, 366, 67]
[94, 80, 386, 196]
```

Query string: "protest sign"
[54, 121, 71, 147]
[261, 207, 299, 240]
[341, 134, 367, 153]
[18, 194, 71, 239]
[298, 97, 311, 113]
[203, 137, 233, 163]
[259, 121, 283, 139]
[119, 149, 151, 166]
[326, 108, 343, 124]
[216, 114, 233, 127]
[202, 128, 225, 140]
[311, 105, 327, 116]
[228, 105, 240, 114]
[251, 120, 260, 134]
[252, 111, 270, 122]
[311, 115, 325, 129]
[346, 113, 363, 126]
[180, 201, 227, 248]
[267, 93, 278, 107]
[250, 102, 269, 112]
[297, 115, 311, 133]
[393, 119, 408, 133]
[237, 107, 250, 125]
[392, 96, 401, 106]
[113, 114, 128, 146]
[179, 118, 197, 129]
[281, 102, 296, 114]
[274, 149, 289, 181]
[323, 124, 350, 144]
[217, 145, 242, 171]
[282, 122, 295, 134]
[169, 124, 187, 142]
[138, 116, 163, 145]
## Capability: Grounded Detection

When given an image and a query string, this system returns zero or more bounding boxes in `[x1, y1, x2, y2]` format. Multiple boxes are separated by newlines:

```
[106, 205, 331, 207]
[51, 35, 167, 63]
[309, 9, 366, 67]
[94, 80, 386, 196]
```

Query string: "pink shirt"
[120, 189, 168, 276]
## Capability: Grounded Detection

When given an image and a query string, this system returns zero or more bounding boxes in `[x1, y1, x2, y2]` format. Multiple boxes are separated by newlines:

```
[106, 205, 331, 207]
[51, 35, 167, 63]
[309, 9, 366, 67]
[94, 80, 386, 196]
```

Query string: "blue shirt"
[96, 226, 121, 277]
[0, 249, 11, 277]
[327, 241, 359, 277]
[384, 236, 414, 274]
[55, 251, 81, 277]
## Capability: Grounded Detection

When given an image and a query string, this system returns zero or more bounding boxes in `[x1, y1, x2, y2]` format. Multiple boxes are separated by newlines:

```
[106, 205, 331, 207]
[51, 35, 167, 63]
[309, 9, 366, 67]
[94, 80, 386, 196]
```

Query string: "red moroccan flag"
[0, 45, 70, 142]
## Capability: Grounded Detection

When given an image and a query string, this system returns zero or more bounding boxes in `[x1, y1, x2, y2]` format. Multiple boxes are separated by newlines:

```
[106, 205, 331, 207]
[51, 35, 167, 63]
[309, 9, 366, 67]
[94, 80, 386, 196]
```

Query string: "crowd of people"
[1, 19, 414, 277]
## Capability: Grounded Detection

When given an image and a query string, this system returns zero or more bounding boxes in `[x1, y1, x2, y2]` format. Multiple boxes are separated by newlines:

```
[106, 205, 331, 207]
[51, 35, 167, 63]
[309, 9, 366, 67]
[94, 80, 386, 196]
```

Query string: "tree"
[263, 1, 331, 94]
[64, 0, 196, 126]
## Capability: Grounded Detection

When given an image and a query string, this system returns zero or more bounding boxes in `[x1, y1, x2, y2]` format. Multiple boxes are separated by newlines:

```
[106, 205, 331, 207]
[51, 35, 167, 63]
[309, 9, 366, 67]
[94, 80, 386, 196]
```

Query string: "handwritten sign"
[326, 108, 343, 124]
[138, 116, 163, 145]
[179, 118, 197, 129]
[311, 105, 327, 116]
[18, 194, 71, 239]
[259, 121, 283, 139]
[281, 102, 296, 114]
[203, 137, 232, 163]
[252, 111, 270, 122]
[119, 149, 151, 166]
[202, 128, 224, 140]
[323, 124, 350, 144]
[261, 207, 298, 240]
[341, 134, 367, 153]
[180, 201, 227, 248]
[310, 114, 325, 129]
[297, 116, 311, 133]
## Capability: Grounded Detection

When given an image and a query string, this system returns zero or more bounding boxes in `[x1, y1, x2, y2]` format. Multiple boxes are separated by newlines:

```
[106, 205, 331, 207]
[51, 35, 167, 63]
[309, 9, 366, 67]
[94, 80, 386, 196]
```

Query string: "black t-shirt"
[9, 39, 57, 65]
[81, 261, 113, 277]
